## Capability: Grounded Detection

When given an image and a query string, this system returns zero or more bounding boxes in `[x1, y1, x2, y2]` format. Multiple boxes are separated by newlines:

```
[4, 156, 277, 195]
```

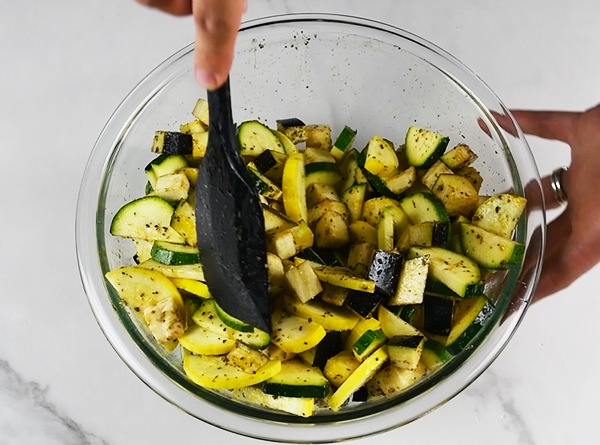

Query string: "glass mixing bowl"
[76, 13, 545, 443]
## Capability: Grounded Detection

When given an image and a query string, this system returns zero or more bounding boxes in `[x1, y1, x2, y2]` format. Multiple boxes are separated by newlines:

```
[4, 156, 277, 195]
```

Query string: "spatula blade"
[194, 80, 271, 334]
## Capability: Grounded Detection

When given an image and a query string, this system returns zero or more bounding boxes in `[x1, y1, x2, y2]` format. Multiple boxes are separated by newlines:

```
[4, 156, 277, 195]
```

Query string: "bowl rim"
[76, 12, 546, 443]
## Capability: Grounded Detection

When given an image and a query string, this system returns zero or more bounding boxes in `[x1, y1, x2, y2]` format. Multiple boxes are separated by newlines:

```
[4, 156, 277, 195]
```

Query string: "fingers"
[509, 110, 579, 144]
[135, 0, 193, 16]
[192, 0, 246, 89]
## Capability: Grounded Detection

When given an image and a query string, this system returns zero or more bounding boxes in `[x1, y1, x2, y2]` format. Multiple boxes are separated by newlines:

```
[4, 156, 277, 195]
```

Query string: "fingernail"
[195, 68, 218, 89]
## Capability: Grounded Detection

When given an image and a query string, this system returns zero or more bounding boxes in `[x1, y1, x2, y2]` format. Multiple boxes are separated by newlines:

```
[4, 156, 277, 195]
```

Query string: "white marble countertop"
[2, 0, 599, 443]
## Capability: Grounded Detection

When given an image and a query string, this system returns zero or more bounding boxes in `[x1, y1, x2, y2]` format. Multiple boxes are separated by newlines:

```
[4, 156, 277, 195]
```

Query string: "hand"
[135, 0, 247, 89]
[510, 104, 600, 301]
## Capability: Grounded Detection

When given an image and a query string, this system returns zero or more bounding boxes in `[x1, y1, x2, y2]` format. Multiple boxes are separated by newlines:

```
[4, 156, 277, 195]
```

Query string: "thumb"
[192, 0, 246, 90]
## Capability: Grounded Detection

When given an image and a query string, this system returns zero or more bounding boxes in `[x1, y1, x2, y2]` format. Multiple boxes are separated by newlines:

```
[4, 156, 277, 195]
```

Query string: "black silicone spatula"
[194, 78, 270, 333]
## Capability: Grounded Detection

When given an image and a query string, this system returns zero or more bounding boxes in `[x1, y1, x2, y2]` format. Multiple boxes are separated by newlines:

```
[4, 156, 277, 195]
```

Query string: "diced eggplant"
[423, 294, 454, 336]
[367, 250, 404, 297]
[345, 289, 385, 318]
[151, 130, 193, 155]
[312, 331, 344, 369]
[254, 150, 288, 183]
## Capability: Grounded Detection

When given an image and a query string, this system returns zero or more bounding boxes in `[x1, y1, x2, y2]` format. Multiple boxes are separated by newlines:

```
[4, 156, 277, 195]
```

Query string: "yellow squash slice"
[282, 153, 308, 223]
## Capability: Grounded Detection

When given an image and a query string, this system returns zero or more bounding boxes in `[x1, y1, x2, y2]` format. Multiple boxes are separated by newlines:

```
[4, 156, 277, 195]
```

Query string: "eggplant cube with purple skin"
[367, 250, 404, 297]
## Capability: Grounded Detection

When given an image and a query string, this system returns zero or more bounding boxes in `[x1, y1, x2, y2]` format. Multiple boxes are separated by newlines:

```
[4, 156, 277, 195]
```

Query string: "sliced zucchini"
[337, 148, 359, 193]
[387, 335, 426, 370]
[345, 317, 387, 361]
[420, 340, 452, 370]
[328, 346, 388, 410]
[296, 247, 344, 267]
[183, 354, 281, 389]
[440, 143, 478, 169]
[377, 206, 396, 252]
[144, 154, 189, 189]
[137, 259, 205, 281]
[262, 359, 330, 398]
[408, 246, 481, 298]
[213, 300, 256, 332]
[377, 305, 423, 339]
[470, 193, 527, 239]
[460, 222, 525, 269]
[233, 386, 315, 418]
[330, 125, 357, 161]
[305, 162, 343, 187]
[150, 241, 199, 266]
[363, 136, 399, 178]
[446, 299, 493, 354]
[151, 131, 192, 155]
[399, 192, 450, 225]
[341, 183, 367, 224]
[192, 299, 270, 349]
[404, 126, 449, 168]
[238, 120, 285, 157]
[110, 196, 185, 244]
[247, 163, 283, 201]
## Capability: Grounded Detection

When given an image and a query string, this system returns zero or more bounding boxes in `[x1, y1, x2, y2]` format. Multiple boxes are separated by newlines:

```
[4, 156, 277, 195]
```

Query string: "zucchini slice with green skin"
[446, 300, 494, 354]
[387, 335, 425, 370]
[305, 162, 343, 187]
[137, 259, 205, 281]
[420, 340, 452, 370]
[399, 192, 450, 225]
[150, 241, 199, 265]
[460, 222, 525, 269]
[330, 125, 357, 161]
[213, 300, 255, 332]
[345, 317, 387, 361]
[404, 126, 449, 168]
[233, 386, 315, 418]
[238, 120, 285, 157]
[144, 154, 189, 189]
[262, 359, 330, 398]
[247, 163, 283, 201]
[408, 246, 482, 298]
[192, 299, 271, 349]
[110, 196, 185, 244]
